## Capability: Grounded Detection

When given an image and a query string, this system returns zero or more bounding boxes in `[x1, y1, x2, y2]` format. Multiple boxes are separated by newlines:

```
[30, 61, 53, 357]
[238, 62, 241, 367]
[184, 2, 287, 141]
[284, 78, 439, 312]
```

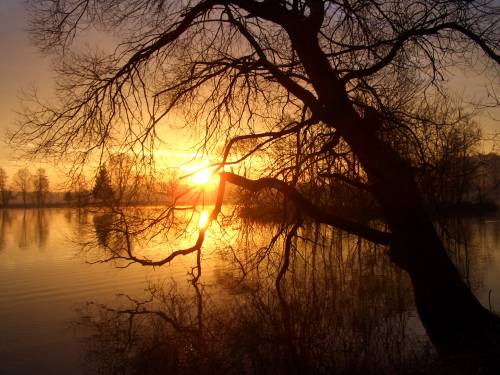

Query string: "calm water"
[0, 209, 195, 374]
[0, 208, 499, 374]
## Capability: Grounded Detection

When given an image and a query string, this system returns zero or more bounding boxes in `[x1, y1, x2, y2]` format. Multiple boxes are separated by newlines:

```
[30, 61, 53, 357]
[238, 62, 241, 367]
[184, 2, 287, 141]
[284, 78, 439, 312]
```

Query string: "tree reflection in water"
[16, 209, 49, 250]
[75, 211, 444, 374]
[0, 210, 12, 251]
[93, 213, 117, 249]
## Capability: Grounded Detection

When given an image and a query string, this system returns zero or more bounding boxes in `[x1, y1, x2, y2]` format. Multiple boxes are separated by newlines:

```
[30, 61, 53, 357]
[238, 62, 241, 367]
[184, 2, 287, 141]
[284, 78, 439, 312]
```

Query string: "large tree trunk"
[343, 120, 500, 367]
[287, 28, 500, 365]
[340, 107, 500, 367]
[365, 140, 500, 360]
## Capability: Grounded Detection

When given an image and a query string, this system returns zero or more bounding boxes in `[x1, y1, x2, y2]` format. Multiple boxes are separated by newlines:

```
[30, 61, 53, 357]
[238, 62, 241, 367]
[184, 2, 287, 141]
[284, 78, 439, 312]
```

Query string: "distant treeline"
[0, 167, 50, 208]
[0, 162, 173, 208]
[1, 153, 499, 211]
[0, 156, 220, 208]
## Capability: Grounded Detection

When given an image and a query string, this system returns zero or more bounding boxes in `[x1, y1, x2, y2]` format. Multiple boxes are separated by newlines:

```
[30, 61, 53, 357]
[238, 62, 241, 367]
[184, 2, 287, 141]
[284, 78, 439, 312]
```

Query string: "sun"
[191, 168, 212, 185]
[180, 161, 217, 187]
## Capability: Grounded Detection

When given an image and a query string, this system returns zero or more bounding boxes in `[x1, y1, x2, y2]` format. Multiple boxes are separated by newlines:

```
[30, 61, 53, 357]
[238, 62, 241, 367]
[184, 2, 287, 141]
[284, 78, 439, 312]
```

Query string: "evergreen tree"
[92, 167, 114, 203]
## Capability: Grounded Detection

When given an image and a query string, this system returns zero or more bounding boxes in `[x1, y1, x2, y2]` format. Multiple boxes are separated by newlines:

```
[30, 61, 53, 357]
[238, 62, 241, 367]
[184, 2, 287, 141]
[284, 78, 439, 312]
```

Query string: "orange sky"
[0, 0, 498, 189]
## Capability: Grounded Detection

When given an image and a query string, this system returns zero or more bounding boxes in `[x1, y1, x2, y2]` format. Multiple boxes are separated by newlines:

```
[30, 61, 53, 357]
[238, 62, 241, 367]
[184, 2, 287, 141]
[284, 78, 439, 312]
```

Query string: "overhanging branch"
[221, 172, 391, 245]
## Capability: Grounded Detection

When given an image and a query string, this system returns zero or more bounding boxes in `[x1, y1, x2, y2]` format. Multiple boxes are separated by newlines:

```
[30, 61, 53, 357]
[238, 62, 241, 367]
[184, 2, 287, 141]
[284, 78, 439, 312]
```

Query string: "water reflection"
[34, 209, 49, 249]
[0, 210, 12, 251]
[1, 209, 497, 373]
[78, 217, 437, 374]
[437, 217, 495, 297]
[18, 210, 29, 249]
[68, 208, 91, 226]
[15, 209, 50, 250]
[93, 213, 115, 249]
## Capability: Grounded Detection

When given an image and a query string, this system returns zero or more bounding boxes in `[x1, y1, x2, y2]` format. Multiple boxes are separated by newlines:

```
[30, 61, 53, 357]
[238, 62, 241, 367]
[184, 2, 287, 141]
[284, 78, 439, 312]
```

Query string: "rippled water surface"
[0, 208, 499, 374]
[0, 209, 194, 374]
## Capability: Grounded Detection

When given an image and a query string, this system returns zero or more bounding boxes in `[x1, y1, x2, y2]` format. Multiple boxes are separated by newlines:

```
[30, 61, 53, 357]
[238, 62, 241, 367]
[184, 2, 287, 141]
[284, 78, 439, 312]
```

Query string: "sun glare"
[181, 162, 217, 187]
[191, 168, 212, 185]
[198, 210, 210, 229]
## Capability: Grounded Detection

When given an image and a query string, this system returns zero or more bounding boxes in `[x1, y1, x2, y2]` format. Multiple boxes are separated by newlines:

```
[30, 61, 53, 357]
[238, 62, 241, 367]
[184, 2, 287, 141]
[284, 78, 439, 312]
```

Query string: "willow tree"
[17, 0, 500, 364]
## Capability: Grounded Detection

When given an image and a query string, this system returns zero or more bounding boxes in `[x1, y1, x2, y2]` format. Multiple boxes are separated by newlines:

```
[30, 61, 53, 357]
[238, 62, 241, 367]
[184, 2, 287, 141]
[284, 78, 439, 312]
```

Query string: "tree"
[0, 168, 13, 207]
[13, 168, 32, 207]
[17, 0, 500, 366]
[63, 191, 73, 205]
[71, 175, 91, 207]
[91, 167, 114, 203]
[397, 99, 483, 209]
[33, 168, 49, 207]
[0, 169, 6, 202]
[108, 153, 145, 204]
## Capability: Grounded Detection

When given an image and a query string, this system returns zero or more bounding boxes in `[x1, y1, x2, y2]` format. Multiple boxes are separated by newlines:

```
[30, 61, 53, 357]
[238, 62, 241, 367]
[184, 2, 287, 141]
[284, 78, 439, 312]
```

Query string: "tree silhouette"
[92, 167, 114, 203]
[0, 168, 13, 207]
[33, 168, 49, 207]
[13, 168, 32, 207]
[63, 191, 72, 205]
[71, 175, 91, 207]
[16, 0, 500, 366]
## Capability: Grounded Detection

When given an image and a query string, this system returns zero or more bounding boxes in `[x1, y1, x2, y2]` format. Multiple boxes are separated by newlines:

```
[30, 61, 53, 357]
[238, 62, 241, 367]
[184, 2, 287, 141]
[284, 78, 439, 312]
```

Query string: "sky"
[0, 0, 55, 179]
[0, 0, 498, 189]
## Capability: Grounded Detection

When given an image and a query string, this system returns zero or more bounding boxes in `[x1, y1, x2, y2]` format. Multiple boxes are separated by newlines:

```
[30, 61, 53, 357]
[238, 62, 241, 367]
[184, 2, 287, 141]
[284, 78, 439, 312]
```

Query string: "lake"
[0, 208, 499, 374]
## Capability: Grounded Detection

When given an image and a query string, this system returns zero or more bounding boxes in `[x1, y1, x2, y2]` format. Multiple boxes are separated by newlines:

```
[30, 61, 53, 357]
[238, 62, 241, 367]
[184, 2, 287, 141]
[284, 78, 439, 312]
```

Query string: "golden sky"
[0, 0, 498, 188]
[0, 1, 55, 178]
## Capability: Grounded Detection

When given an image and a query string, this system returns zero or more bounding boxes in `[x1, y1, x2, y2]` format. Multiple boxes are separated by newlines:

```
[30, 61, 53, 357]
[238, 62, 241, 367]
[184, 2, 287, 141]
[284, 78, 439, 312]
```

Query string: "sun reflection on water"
[198, 210, 210, 229]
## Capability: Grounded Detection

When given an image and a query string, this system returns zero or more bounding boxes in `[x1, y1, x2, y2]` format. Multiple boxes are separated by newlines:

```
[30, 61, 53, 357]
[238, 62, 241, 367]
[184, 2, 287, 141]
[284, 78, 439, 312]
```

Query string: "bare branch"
[221, 171, 391, 245]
